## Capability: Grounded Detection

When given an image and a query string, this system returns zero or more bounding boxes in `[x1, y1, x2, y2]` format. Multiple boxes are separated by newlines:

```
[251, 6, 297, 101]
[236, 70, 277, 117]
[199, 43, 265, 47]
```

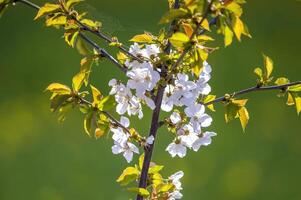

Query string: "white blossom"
[177, 124, 198, 148]
[112, 141, 139, 163]
[184, 104, 212, 132]
[166, 139, 187, 158]
[192, 131, 217, 152]
[168, 171, 184, 200]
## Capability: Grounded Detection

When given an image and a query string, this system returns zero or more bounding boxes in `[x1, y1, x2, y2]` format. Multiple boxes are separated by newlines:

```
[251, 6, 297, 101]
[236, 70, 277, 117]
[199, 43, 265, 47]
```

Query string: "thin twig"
[204, 81, 301, 106]
[16, 0, 127, 73]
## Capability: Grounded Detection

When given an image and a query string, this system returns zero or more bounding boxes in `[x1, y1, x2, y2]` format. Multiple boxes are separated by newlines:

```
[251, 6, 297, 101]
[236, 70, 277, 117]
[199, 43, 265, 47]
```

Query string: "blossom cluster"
[168, 171, 184, 200]
[163, 62, 217, 157]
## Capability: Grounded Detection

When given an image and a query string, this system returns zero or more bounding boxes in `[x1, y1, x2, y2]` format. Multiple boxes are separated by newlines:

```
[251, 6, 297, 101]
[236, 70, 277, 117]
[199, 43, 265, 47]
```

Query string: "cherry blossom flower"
[192, 131, 217, 152]
[170, 112, 181, 125]
[184, 104, 212, 132]
[112, 141, 139, 163]
[168, 171, 184, 200]
[166, 139, 187, 158]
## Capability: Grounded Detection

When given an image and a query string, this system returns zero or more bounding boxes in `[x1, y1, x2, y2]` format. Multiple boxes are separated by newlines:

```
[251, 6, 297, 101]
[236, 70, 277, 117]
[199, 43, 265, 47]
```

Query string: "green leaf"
[127, 187, 150, 197]
[288, 84, 301, 92]
[225, 103, 240, 123]
[50, 94, 71, 112]
[72, 72, 86, 92]
[159, 8, 188, 24]
[34, 3, 60, 20]
[117, 167, 140, 186]
[98, 95, 116, 111]
[130, 33, 153, 43]
[169, 32, 190, 48]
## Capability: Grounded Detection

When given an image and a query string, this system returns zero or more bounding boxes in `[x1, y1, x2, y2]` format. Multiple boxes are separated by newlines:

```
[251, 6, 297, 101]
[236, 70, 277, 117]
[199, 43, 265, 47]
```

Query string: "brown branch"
[135, 1, 180, 200]
[204, 81, 301, 106]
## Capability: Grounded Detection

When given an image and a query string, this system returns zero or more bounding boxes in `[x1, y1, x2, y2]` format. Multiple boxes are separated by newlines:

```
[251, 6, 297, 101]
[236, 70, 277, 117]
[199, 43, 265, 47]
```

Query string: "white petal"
[116, 102, 128, 115]
[170, 112, 181, 124]
[200, 114, 212, 127]
[146, 135, 155, 145]
[120, 116, 130, 127]
[123, 150, 133, 163]
[128, 142, 139, 154]
[112, 144, 123, 154]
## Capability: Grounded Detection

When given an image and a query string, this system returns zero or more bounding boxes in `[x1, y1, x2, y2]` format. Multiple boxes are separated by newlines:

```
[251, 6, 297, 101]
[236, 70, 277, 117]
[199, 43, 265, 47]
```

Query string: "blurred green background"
[1, 0, 301, 199]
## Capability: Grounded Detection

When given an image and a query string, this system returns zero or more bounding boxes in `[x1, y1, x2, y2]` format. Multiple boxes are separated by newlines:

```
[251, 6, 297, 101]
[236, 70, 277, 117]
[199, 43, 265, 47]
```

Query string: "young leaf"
[84, 112, 94, 137]
[117, 167, 140, 186]
[65, 0, 83, 10]
[90, 85, 102, 106]
[263, 54, 273, 79]
[224, 25, 234, 46]
[45, 83, 72, 95]
[275, 77, 289, 86]
[295, 96, 301, 115]
[159, 8, 188, 24]
[130, 33, 153, 43]
[203, 95, 216, 112]
[169, 32, 190, 48]
[72, 72, 86, 92]
[34, 3, 60, 20]
[238, 106, 249, 131]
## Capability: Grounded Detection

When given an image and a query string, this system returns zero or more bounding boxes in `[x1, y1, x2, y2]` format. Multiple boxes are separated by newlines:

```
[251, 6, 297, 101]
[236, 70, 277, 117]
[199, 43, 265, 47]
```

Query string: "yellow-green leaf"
[233, 16, 244, 41]
[90, 85, 102, 106]
[254, 67, 263, 79]
[34, 3, 60, 20]
[76, 37, 91, 56]
[224, 25, 233, 46]
[45, 15, 67, 27]
[169, 32, 190, 48]
[117, 167, 140, 186]
[138, 154, 144, 170]
[156, 183, 175, 193]
[65, 0, 83, 10]
[226, 2, 243, 17]
[84, 112, 94, 136]
[204, 95, 216, 112]
[288, 84, 301, 92]
[80, 19, 101, 30]
[238, 106, 249, 131]
[45, 83, 71, 95]
[275, 77, 289, 86]
[64, 30, 79, 47]
[287, 92, 295, 106]
[263, 54, 273, 79]
[72, 72, 86, 92]
[130, 33, 153, 43]
[295, 96, 301, 115]
[149, 165, 164, 174]
[159, 8, 188, 24]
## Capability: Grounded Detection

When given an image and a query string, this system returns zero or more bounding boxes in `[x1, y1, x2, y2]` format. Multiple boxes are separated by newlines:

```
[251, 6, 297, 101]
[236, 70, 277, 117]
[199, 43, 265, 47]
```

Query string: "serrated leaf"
[130, 33, 153, 43]
[34, 3, 60, 20]
[117, 167, 140, 186]
[169, 32, 190, 48]
[72, 72, 86, 92]
[45, 83, 72, 95]
[127, 187, 150, 197]
[238, 106, 249, 131]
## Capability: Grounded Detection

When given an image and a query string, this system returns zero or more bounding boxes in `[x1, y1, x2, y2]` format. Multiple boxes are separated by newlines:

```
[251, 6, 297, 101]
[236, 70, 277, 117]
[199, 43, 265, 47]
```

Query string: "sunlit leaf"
[34, 3, 60, 20]
[224, 25, 233, 46]
[65, 0, 83, 10]
[90, 85, 102, 106]
[72, 72, 86, 92]
[45, 83, 72, 95]
[275, 77, 289, 86]
[182, 23, 194, 38]
[203, 95, 216, 112]
[169, 32, 190, 48]
[263, 54, 273, 79]
[238, 106, 249, 131]
[159, 8, 188, 24]
[130, 33, 153, 43]
[117, 167, 140, 186]
[84, 112, 94, 136]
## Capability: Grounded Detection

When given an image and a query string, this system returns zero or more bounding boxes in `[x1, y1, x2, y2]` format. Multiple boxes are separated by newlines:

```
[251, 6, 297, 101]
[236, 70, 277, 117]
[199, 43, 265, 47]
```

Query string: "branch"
[204, 81, 301, 106]
[16, 0, 127, 73]
[78, 97, 131, 135]
[136, 1, 180, 200]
